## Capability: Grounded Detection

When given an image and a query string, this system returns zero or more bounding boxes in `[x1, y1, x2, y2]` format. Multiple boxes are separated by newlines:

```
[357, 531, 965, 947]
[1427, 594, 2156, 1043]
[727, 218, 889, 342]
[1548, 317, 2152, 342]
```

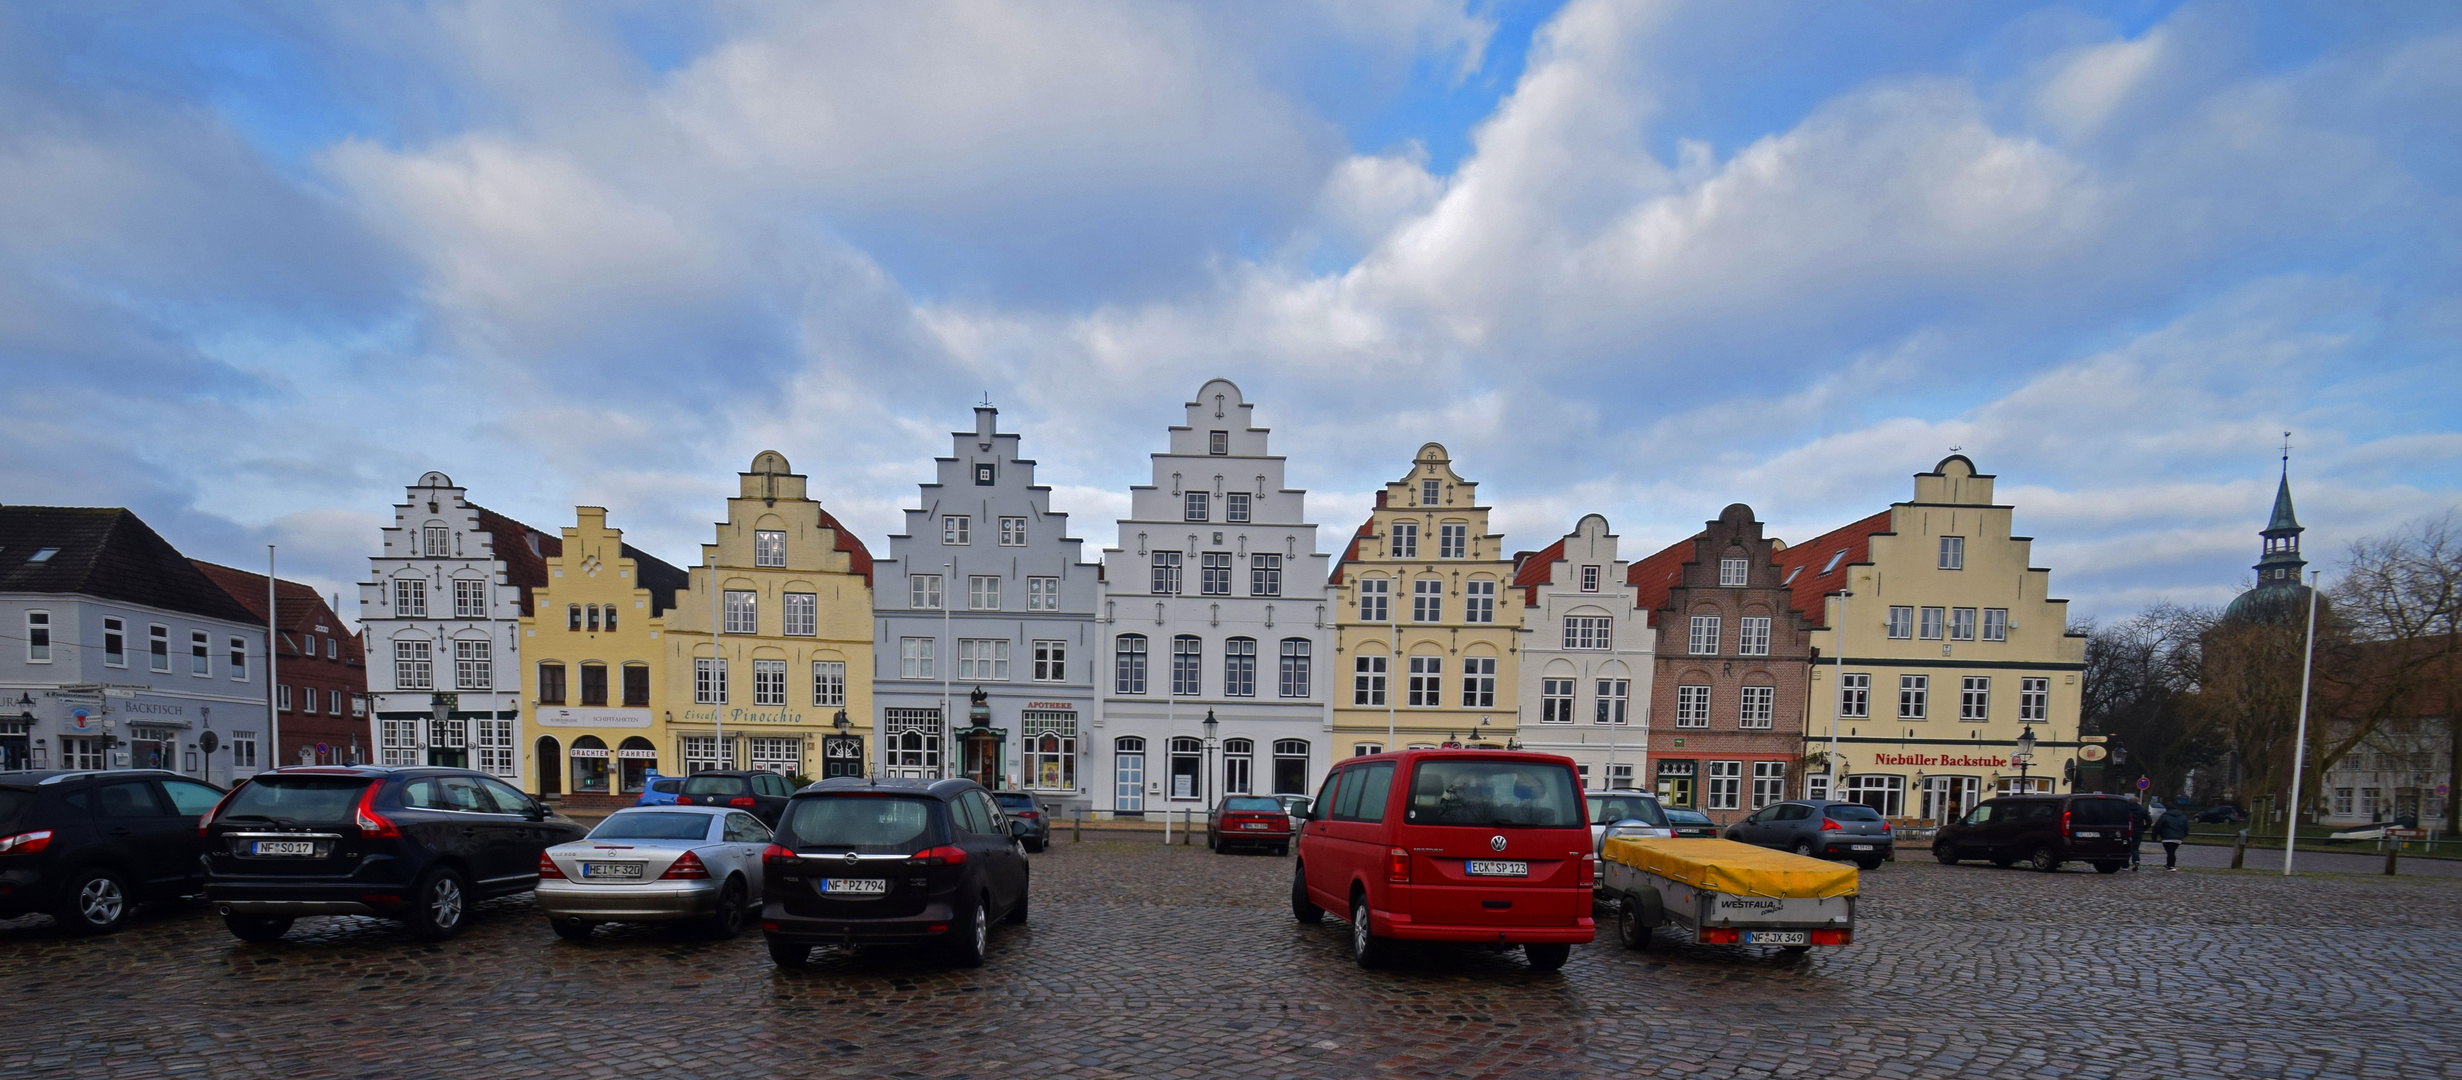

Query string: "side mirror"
[1008, 819, 1028, 838]
[524, 803, 548, 822]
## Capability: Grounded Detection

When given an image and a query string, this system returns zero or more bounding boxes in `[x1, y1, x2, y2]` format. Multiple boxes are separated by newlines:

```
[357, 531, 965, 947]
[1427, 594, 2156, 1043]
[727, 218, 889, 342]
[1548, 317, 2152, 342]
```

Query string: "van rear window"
[1588, 794, 1667, 828]
[2070, 799, 2132, 827]
[782, 796, 939, 853]
[681, 775, 750, 797]
[221, 777, 370, 825]
[0, 789, 31, 831]
[1407, 760, 1581, 828]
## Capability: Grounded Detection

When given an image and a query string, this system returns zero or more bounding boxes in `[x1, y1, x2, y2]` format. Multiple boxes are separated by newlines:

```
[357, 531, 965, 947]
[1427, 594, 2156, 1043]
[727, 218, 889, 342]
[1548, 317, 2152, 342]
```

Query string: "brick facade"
[1633, 504, 1816, 826]
[194, 561, 369, 766]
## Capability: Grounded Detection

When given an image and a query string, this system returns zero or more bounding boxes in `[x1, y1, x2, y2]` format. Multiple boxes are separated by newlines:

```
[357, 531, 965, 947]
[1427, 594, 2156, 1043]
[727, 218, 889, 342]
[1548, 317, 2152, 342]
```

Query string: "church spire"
[2254, 434, 2304, 583]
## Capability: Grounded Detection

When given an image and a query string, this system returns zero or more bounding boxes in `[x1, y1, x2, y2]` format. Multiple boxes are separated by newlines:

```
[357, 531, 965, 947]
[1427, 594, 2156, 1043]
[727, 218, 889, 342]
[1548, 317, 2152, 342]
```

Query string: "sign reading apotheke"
[678, 706, 812, 726]
[535, 707, 652, 729]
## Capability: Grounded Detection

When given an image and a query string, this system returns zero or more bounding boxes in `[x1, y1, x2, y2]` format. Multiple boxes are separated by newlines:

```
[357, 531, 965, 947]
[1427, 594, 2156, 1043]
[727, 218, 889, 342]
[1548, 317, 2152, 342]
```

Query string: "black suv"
[0, 770, 226, 934]
[1932, 794, 2138, 873]
[203, 766, 586, 942]
[760, 777, 1030, 968]
[671, 770, 795, 826]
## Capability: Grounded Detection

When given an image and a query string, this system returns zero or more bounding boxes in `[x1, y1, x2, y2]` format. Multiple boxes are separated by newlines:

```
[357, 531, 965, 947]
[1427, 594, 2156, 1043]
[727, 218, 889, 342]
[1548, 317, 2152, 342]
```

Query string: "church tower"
[2225, 439, 2315, 625]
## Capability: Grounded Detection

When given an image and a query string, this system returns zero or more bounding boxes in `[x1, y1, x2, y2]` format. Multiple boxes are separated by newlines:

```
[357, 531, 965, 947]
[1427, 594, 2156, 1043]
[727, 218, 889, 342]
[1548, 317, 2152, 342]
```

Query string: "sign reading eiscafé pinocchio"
[1868, 752, 2011, 768]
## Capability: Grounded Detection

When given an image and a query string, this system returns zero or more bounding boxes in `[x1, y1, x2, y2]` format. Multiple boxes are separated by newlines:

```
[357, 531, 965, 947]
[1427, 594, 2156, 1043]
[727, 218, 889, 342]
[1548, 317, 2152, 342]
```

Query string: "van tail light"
[1819, 818, 1843, 831]
[660, 851, 710, 880]
[1698, 927, 1741, 945]
[197, 785, 241, 837]
[913, 845, 968, 866]
[0, 829, 53, 855]
[2061, 810, 2074, 836]
[729, 797, 757, 809]
[354, 781, 400, 839]
[1810, 928, 1852, 946]
[537, 853, 565, 879]
[1387, 847, 1410, 882]
[1578, 852, 1598, 888]
[762, 844, 796, 864]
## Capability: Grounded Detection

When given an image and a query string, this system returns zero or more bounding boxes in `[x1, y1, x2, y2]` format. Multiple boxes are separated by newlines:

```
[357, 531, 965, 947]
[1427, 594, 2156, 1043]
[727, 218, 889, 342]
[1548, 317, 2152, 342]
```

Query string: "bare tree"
[2081, 605, 2222, 799]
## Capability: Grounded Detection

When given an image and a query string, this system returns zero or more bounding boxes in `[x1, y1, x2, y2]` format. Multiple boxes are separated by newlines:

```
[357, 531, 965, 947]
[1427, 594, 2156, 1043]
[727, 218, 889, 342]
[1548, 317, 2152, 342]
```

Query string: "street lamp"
[1202, 710, 1219, 807]
[2014, 725, 2038, 789]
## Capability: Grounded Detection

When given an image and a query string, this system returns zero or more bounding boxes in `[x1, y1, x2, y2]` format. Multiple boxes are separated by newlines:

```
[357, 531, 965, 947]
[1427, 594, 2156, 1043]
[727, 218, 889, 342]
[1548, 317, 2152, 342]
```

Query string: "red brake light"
[729, 796, 757, 809]
[660, 851, 710, 880]
[354, 781, 400, 838]
[1387, 846, 1410, 882]
[1699, 927, 1741, 945]
[1810, 928, 1851, 946]
[913, 845, 968, 865]
[537, 852, 565, 879]
[762, 843, 796, 864]
[197, 785, 241, 837]
[1578, 852, 1598, 888]
[1819, 818, 1842, 831]
[0, 829, 53, 855]
[2061, 809, 2073, 836]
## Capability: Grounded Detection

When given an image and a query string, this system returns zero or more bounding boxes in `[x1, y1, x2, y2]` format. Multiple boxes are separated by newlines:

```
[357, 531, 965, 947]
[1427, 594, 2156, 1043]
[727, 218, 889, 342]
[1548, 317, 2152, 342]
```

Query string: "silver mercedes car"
[537, 805, 772, 940]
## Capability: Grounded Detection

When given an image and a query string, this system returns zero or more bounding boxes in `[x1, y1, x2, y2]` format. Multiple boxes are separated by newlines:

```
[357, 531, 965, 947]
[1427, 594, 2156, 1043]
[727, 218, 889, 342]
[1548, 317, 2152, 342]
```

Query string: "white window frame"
[1184, 492, 1209, 522]
[394, 578, 426, 618]
[748, 736, 800, 775]
[1899, 674, 1928, 720]
[1223, 637, 1257, 697]
[1114, 635, 1147, 694]
[24, 611, 50, 663]
[1983, 608, 2009, 641]
[753, 529, 787, 567]
[1540, 678, 1576, 723]
[1580, 566, 1600, 592]
[1357, 577, 1389, 622]
[1027, 576, 1060, 611]
[724, 590, 758, 634]
[1250, 553, 1282, 597]
[1949, 607, 1977, 642]
[278, 684, 292, 712]
[1200, 552, 1232, 596]
[1420, 478, 1439, 505]
[1390, 521, 1418, 559]
[943, 515, 970, 545]
[1151, 552, 1182, 595]
[1718, 558, 1749, 587]
[1169, 636, 1201, 696]
[1919, 607, 1945, 640]
[229, 636, 248, 680]
[1840, 672, 1870, 718]
[1960, 676, 1990, 721]
[454, 639, 491, 690]
[1352, 654, 1387, 706]
[192, 630, 212, 676]
[897, 637, 934, 681]
[1939, 536, 1964, 570]
[1465, 579, 1496, 624]
[910, 574, 943, 610]
[1688, 615, 1721, 656]
[1461, 655, 1497, 708]
[1675, 685, 1712, 728]
[1225, 493, 1250, 524]
[452, 578, 488, 619]
[421, 525, 450, 557]
[104, 617, 127, 668]
[753, 659, 788, 706]
[1886, 606, 1913, 639]
[1412, 578, 1442, 623]
[696, 657, 729, 703]
[1595, 678, 1629, 724]
[2020, 677, 2050, 721]
[1739, 685, 1774, 729]
[1706, 761, 1743, 811]
[1738, 616, 1771, 656]
[1438, 523, 1467, 559]
[959, 638, 1011, 681]
[969, 575, 1002, 610]
[1406, 655, 1443, 707]
[1751, 762, 1787, 809]
[1031, 640, 1067, 683]
[812, 660, 846, 706]
[783, 592, 817, 636]
[1277, 638, 1312, 699]
[1562, 616, 1612, 651]
[997, 517, 1027, 547]
[394, 639, 433, 690]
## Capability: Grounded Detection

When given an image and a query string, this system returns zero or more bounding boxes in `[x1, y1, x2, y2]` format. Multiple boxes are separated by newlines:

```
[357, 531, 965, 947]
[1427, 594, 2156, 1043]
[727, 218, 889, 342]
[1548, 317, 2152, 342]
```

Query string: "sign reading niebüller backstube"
[534, 707, 653, 728]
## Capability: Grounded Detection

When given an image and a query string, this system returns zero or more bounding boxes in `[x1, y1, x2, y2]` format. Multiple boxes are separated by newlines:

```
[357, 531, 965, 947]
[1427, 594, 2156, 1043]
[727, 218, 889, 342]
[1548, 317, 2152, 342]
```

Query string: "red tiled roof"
[1772, 510, 1894, 628]
[1325, 515, 1375, 586]
[1512, 538, 1564, 605]
[816, 507, 876, 589]
[192, 560, 364, 666]
[470, 504, 562, 616]
[1625, 535, 1698, 627]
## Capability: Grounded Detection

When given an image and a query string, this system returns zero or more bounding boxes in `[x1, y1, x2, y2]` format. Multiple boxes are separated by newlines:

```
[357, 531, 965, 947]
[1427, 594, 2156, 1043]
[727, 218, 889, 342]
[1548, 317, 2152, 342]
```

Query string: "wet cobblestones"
[2, 842, 2457, 1078]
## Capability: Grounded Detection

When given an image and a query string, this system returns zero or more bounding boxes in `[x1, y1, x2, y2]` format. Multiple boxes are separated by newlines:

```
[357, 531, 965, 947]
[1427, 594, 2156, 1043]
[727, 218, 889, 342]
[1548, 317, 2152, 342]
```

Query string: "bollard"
[2230, 829, 2248, 870]
[1183, 808, 1193, 845]
[1073, 810, 1082, 843]
[2385, 844, 2400, 876]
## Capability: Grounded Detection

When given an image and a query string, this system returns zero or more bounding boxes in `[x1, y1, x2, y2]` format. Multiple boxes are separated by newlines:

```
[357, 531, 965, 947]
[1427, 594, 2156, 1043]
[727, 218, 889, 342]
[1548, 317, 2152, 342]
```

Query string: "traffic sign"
[2135, 776, 2151, 791]
[2438, 783, 2451, 798]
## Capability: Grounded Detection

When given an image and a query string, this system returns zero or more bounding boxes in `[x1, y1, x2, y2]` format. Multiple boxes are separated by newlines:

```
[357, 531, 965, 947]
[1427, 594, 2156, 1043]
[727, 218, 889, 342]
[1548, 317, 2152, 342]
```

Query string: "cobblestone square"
[2, 841, 2457, 1079]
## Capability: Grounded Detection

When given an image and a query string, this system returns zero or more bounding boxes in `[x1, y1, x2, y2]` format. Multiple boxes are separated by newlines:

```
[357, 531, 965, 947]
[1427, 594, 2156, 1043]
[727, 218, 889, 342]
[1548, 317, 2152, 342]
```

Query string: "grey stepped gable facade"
[872, 405, 1101, 811]
[0, 506, 271, 785]
[1511, 514, 1655, 789]
[359, 473, 557, 784]
[1098, 379, 1332, 815]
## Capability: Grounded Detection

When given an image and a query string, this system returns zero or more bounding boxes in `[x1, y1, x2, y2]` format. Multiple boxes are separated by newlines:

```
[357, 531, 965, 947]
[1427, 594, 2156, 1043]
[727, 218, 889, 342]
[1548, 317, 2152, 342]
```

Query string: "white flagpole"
[267, 545, 280, 771]
[2283, 570, 2321, 875]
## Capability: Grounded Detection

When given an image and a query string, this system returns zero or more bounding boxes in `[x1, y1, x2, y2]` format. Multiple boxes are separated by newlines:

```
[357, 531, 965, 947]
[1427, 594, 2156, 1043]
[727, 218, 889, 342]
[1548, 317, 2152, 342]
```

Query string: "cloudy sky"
[4, 1, 2456, 625]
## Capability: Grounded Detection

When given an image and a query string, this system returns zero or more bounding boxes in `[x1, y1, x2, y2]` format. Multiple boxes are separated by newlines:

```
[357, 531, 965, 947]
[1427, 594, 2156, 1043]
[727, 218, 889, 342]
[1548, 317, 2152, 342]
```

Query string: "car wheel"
[55, 867, 133, 935]
[1855, 856, 1884, 871]
[1933, 843, 1958, 865]
[1350, 896, 1395, 969]
[405, 865, 469, 941]
[2029, 846, 2062, 873]
[1791, 840, 1816, 858]
[1524, 943, 1570, 972]
[1615, 898, 1652, 950]
[1024, 838, 1045, 854]
[944, 893, 988, 968]
[703, 877, 748, 940]
[224, 914, 293, 943]
[1290, 864, 1321, 924]
[2095, 861, 2125, 875]
[1205, 833, 1218, 853]
[1004, 889, 1029, 925]
[551, 918, 595, 942]
[768, 940, 811, 968]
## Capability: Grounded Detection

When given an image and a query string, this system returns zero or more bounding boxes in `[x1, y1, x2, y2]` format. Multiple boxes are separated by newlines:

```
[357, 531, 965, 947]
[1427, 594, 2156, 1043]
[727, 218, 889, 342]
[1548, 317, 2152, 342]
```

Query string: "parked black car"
[670, 770, 795, 826]
[2194, 805, 2246, 825]
[203, 766, 586, 942]
[1931, 794, 2138, 873]
[991, 791, 1049, 853]
[0, 770, 226, 934]
[1723, 800, 1895, 868]
[760, 777, 1030, 968]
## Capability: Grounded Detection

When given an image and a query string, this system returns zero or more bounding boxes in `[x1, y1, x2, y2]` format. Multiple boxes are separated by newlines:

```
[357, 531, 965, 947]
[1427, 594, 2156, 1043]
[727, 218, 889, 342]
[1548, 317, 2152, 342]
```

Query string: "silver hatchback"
[537, 806, 772, 940]
[1722, 800, 1894, 868]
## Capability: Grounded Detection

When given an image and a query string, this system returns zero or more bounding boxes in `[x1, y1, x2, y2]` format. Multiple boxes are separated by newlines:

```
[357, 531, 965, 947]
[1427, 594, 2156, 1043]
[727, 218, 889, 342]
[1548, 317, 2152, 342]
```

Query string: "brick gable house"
[194, 561, 368, 766]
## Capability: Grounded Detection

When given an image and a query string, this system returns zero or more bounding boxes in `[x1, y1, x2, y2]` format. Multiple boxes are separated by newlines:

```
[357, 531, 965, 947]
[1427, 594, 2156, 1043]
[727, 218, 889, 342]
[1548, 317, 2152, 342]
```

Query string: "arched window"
[537, 662, 567, 706]
[604, 603, 618, 632]
[570, 735, 609, 794]
[1167, 737, 1203, 801]
[1171, 635, 1203, 696]
[1116, 736, 1147, 753]
[617, 736, 657, 794]
[1223, 738, 1255, 795]
[586, 604, 600, 633]
[1278, 638, 1312, 698]
[567, 604, 582, 632]
[1223, 637, 1257, 697]
[1115, 634, 1148, 694]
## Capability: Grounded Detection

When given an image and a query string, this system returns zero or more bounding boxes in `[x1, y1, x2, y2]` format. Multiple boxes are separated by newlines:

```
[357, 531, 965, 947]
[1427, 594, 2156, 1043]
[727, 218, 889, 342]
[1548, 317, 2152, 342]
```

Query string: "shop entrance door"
[1921, 775, 1979, 824]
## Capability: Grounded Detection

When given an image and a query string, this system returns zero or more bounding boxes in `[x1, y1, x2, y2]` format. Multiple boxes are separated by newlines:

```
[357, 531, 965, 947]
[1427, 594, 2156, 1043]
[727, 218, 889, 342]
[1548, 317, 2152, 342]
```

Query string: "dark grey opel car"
[760, 777, 1030, 969]
[1721, 799, 1895, 868]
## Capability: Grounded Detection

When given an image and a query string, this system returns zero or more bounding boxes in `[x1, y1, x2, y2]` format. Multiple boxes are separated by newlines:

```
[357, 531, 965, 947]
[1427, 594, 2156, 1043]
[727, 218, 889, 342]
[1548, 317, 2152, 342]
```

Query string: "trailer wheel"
[1615, 896, 1653, 950]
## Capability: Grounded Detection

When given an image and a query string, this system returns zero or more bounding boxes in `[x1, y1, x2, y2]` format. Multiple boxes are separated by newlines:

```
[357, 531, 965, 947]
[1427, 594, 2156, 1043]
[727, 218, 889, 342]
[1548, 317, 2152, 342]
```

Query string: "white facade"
[1097, 379, 1332, 814]
[357, 473, 538, 783]
[1513, 515, 1653, 789]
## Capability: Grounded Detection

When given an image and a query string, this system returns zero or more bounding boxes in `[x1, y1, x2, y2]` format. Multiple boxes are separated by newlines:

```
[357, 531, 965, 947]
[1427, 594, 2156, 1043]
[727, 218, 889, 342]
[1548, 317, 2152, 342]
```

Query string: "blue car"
[635, 771, 685, 807]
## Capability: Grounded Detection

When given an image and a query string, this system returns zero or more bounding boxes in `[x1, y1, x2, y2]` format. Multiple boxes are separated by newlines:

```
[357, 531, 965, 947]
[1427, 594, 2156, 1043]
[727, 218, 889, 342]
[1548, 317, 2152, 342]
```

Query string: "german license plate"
[1849, 845, 1874, 851]
[1242, 822, 1269, 829]
[1746, 930, 1808, 945]
[1465, 860, 1528, 877]
[820, 878, 887, 895]
[579, 862, 642, 879]
[2077, 831, 2101, 838]
[250, 840, 315, 856]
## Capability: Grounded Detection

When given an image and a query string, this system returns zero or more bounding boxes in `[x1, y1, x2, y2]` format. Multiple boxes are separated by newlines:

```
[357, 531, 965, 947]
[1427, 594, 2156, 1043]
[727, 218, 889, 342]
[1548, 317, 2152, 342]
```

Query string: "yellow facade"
[519, 507, 685, 797]
[662, 452, 875, 779]
[1329, 444, 1525, 754]
[1798, 456, 2087, 823]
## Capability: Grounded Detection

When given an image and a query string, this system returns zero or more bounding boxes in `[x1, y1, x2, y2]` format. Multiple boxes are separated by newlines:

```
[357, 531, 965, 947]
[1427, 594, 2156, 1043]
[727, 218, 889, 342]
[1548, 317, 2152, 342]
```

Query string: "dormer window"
[1209, 431, 1228, 455]
[1580, 566, 1600, 592]
[27, 547, 57, 563]
[1420, 479, 1440, 505]
[1719, 558, 1749, 586]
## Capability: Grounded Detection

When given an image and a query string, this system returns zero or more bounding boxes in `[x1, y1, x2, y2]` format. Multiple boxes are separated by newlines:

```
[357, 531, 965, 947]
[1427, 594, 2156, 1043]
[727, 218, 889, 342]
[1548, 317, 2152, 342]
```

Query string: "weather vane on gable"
[2281, 430, 2292, 465]
[1949, 444, 1962, 453]
[980, 391, 993, 407]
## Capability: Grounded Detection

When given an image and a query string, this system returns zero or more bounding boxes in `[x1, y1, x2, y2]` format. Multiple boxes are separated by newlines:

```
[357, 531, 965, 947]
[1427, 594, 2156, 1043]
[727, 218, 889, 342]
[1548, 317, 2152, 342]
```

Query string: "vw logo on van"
[1490, 835, 1507, 852]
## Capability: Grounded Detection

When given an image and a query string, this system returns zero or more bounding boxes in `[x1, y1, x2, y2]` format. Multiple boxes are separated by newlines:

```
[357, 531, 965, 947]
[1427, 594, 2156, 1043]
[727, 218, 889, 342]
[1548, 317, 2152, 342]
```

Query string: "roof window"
[1782, 566, 1803, 586]
[1820, 549, 1846, 574]
[28, 547, 59, 563]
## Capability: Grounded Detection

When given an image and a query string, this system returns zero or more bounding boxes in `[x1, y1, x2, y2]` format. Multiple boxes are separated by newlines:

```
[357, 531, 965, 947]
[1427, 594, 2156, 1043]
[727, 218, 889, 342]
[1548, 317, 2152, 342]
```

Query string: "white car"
[537, 805, 771, 941]
[1586, 790, 1674, 853]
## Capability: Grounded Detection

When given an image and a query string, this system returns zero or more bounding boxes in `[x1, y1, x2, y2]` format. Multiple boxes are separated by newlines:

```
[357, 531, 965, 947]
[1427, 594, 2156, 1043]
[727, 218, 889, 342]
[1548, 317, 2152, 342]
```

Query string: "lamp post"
[1202, 710, 1219, 807]
[2014, 725, 2038, 789]
[8, 693, 32, 772]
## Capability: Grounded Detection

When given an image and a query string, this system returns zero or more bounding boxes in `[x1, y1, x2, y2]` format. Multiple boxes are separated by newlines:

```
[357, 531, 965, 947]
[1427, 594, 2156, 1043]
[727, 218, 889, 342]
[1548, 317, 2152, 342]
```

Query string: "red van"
[1291, 749, 1596, 971]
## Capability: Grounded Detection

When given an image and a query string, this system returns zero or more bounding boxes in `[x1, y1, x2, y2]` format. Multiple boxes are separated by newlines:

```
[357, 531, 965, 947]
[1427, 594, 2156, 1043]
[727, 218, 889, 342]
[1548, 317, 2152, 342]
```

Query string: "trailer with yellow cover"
[1599, 837, 1857, 953]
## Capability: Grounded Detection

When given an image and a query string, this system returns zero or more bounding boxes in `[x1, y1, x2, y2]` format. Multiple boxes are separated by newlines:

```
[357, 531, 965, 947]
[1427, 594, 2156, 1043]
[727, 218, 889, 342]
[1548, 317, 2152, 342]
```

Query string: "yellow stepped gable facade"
[663, 452, 877, 778]
[1329, 444, 1525, 755]
[1789, 455, 2086, 824]
[519, 508, 690, 798]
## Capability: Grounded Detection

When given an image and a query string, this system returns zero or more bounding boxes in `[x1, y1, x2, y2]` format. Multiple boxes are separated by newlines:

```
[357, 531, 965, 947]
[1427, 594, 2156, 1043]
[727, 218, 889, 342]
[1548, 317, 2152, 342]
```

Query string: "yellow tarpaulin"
[1601, 837, 1859, 900]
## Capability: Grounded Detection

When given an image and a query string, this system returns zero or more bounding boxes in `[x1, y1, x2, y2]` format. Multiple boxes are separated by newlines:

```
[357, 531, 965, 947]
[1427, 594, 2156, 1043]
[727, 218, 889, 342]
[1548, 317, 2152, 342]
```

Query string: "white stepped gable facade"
[871, 405, 1102, 809]
[1097, 379, 1333, 815]
[1513, 514, 1654, 789]
[358, 472, 536, 782]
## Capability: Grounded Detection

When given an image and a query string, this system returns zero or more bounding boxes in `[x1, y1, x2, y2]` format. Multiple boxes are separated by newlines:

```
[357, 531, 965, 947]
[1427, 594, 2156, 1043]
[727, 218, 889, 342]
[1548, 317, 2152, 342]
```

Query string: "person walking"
[2154, 803, 2191, 872]
[2127, 798, 2152, 871]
